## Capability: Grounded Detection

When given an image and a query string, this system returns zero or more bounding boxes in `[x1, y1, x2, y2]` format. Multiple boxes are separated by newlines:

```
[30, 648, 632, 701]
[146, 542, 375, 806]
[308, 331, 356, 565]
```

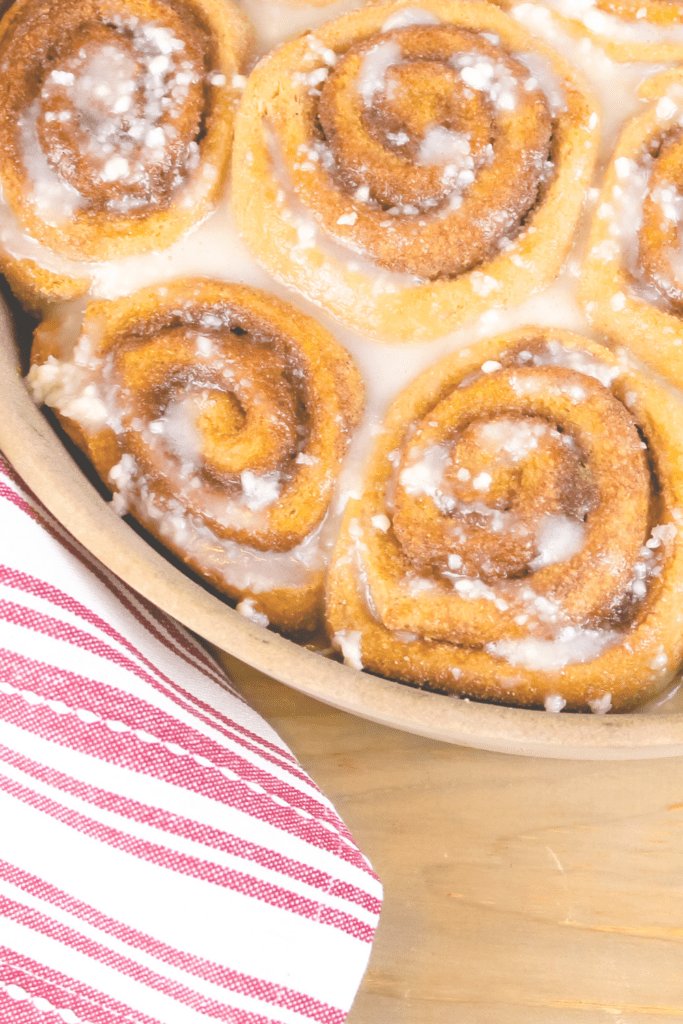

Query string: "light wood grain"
[220, 654, 683, 1024]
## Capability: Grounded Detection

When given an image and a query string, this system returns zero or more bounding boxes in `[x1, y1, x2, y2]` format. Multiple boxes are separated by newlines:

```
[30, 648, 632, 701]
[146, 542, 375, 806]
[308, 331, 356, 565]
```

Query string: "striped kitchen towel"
[0, 455, 382, 1024]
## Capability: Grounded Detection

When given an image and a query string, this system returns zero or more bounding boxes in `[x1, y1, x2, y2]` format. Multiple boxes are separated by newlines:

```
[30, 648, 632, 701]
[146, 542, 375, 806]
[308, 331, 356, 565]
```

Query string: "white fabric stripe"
[0, 718, 379, 901]
[0, 491, 313, 778]
[0, 874, 338, 1024]
[0, 570, 218, 698]
[0, 480, 285, 749]
[0, 731, 378, 927]
[0, 652, 348, 854]
[0, 911, 249, 1024]
[0, 976, 86, 1024]
[0, 505, 258, 730]
[0, 459, 381, 1023]
[0, 597, 320, 799]
[0, 793, 371, 1012]
[0, 564, 243, 734]
[0, 477, 225, 689]
[0, 616, 282, 769]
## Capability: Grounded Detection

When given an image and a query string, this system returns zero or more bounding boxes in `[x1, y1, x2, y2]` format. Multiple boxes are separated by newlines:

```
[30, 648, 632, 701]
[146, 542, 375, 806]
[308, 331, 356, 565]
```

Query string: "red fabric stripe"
[0, 895, 305, 1024]
[0, 946, 164, 1024]
[0, 992, 59, 1024]
[0, 566, 298, 777]
[0, 468, 294, 766]
[0, 642, 342, 834]
[0, 656, 365, 875]
[0, 761, 375, 943]
[127, 591, 241, 696]
[1, 896, 346, 1024]
[0, 743, 380, 915]
[0, 464, 228, 689]
[0, 674, 366, 875]
[0, 475, 283, 760]
[0, 590, 316, 797]
[0, 961, 156, 1024]
[0, 475, 222, 684]
[0, 555, 240, 702]
[1, 859, 347, 1023]
[0, 550, 295, 773]
[0, 646, 360, 862]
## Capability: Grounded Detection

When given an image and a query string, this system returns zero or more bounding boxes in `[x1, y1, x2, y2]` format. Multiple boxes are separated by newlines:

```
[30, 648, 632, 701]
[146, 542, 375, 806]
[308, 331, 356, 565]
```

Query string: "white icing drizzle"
[381, 7, 441, 32]
[455, 52, 521, 113]
[20, 3, 683, 710]
[541, 0, 683, 45]
[236, 598, 270, 627]
[492, 628, 619, 672]
[357, 41, 402, 104]
[514, 51, 567, 115]
[588, 692, 612, 714]
[544, 693, 567, 713]
[587, 93, 683, 313]
[27, 306, 335, 596]
[17, 17, 203, 222]
[529, 514, 587, 570]
[511, 2, 665, 159]
[333, 628, 364, 669]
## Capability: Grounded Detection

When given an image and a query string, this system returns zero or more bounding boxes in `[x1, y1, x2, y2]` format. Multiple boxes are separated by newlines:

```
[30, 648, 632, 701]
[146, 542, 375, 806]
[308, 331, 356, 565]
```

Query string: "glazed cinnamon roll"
[28, 279, 364, 635]
[493, 0, 683, 62]
[580, 69, 683, 394]
[231, 0, 598, 342]
[0, 0, 251, 312]
[326, 328, 683, 712]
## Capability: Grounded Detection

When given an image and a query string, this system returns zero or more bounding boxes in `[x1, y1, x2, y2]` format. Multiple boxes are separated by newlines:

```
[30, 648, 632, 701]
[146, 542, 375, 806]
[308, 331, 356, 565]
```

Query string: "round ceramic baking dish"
[3, 295, 683, 760]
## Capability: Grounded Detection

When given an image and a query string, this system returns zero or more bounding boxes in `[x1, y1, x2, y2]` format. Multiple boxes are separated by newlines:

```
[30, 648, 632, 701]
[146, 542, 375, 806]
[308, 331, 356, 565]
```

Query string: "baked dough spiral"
[581, 69, 683, 393]
[232, 0, 598, 342]
[0, 0, 251, 311]
[492, 0, 683, 62]
[326, 328, 683, 712]
[28, 279, 364, 634]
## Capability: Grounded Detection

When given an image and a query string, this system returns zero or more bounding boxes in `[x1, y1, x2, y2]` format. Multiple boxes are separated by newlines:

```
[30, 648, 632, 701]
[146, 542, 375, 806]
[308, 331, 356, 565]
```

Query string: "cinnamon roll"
[27, 279, 364, 635]
[493, 0, 683, 63]
[231, 0, 599, 342]
[0, 0, 252, 313]
[326, 328, 683, 712]
[580, 69, 683, 393]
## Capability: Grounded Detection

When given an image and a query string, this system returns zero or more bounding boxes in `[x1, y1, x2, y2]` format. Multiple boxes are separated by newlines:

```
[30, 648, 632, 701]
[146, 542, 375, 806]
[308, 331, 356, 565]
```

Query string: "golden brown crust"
[325, 327, 683, 712]
[29, 278, 364, 635]
[231, 0, 599, 342]
[580, 70, 683, 392]
[0, 0, 252, 307]
[0, 254, 90, 316]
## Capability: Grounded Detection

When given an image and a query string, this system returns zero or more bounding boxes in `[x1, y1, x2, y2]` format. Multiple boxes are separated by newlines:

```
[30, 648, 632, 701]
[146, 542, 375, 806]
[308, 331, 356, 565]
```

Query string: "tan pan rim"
[3, 295, 683, 759]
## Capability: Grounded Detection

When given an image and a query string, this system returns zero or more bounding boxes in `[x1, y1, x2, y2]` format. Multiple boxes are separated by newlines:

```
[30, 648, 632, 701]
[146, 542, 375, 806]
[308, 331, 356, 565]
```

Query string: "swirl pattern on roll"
[495, 0, 683, 62]
[326, 328, 683, 712]
[0, 0, 251, 306]
[580, 69, 683, 394]
[232, 0, 598, 342]
[28, 279, 364, 634]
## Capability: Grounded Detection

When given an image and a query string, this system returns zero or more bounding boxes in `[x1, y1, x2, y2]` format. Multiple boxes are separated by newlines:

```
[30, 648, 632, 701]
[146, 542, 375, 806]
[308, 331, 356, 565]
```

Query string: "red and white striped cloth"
[0, 455, 382, 1024]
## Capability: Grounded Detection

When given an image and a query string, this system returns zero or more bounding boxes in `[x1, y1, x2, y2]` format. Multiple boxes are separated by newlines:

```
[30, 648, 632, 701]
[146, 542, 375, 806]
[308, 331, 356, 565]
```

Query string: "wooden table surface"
[221, 654, 683, 1024]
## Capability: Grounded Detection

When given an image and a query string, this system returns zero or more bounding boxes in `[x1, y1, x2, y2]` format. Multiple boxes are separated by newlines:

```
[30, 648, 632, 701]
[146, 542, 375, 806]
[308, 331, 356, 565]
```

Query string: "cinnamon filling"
[294, 24, 554, 278]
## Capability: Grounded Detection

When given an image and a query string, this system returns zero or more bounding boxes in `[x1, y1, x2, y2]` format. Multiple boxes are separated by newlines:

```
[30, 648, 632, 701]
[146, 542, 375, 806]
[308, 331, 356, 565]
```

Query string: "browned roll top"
[326, 328, 683, 711]
[295, 23, 554, 279]
[639, 127, 683, 313]
[232, 0, 598, 342]
[74, 281, 363, 552]
[0, 0, 251, 263]
[33, 19, 207, 212]
[29, 280, 365, 634]
[366, 353, 651, 647]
